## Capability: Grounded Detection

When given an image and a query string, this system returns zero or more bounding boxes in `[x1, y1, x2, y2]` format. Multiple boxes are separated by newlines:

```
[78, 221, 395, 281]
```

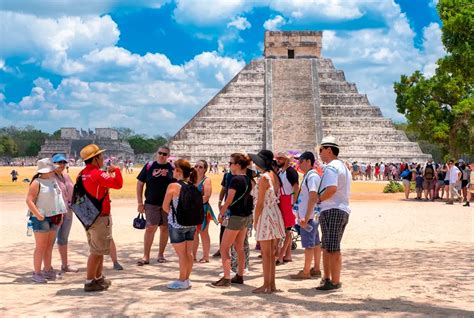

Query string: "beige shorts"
[86, 215, 112, 255]
[226, 215, 252, 231]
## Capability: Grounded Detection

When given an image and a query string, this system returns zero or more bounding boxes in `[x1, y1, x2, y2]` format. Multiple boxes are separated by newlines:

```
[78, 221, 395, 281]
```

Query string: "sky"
[0, 0, 444, 136]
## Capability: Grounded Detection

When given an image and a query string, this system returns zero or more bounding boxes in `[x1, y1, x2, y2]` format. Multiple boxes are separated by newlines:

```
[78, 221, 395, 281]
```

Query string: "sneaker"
[315, 279, 342, 291]
[113, 262, 124, 270]
[84, 279, 107, 292]
[464, 202, 470, 207]
[290, 270, 311, 280]
[61, 265, 79, 273]
[310, 268, 322, 278]
[210, 277, 231, 288]
[167, 280, 189, 290]
[96, 276, 111, 289]
[231, 274, 244, 284]
[32, 272, 47, 284]
[186, 279, 192, 287]
[42, 269, 57, 281]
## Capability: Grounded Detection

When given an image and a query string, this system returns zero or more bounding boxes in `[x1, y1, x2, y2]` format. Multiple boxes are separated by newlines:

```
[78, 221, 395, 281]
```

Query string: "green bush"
[383, 181, 406, 193]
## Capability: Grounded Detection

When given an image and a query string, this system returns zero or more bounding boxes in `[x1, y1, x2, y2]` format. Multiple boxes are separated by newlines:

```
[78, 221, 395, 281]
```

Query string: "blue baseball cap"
[52, 153, 67, 163]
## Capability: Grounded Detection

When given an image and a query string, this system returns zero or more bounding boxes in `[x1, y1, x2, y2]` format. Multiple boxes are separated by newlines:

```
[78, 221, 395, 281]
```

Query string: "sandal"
[198, 258, 209, 263]
[136, 260, 150, 266]
[157, 257, 167, 263]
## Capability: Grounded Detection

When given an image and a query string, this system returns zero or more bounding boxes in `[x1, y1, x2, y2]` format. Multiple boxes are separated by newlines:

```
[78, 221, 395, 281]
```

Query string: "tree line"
[0, 126, 169, 157]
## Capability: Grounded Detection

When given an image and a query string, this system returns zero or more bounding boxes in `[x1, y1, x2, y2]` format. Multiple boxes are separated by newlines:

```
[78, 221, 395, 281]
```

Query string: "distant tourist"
[460, 160, 470, 205]
[422, 159, 436, 201]
[415, 171, 424, 200]
[400, 165, 413, 200]
[291, 151, 322, 281]
[374, 163, 380, 181]
[249, 150, 285, 293]
[317, 137, 351, 291]
[446, 160, 462, 205]
[52, 153, 78, 274]
[162, 159, 199, 289]
[10, 169, 19, 182]
[136, 146, 174, 266]
[26, 158, 67, 283]
[275, 151, 299, 264]
[78, 144, 123, 292]
[193, 160, 217, 263]
[211, 153, 253, 288]
[435, 164, 447, 200]
[465, 161, 474, 207]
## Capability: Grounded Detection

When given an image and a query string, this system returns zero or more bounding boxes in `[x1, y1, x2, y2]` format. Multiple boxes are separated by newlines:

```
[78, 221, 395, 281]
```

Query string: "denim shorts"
[300, 219, 320, 248]
[168, 225, 196, 244]
[30, 216, 59, 233]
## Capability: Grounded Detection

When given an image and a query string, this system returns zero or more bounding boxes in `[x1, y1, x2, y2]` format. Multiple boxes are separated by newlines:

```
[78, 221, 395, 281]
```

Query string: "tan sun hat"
[37, 158, 57, 173]
[80, 144, 106, 161]
[276, 151, 290, 159]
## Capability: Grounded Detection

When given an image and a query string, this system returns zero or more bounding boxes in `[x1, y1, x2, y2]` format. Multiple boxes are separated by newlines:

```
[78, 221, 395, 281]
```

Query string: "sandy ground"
[0, 192, 473, 317]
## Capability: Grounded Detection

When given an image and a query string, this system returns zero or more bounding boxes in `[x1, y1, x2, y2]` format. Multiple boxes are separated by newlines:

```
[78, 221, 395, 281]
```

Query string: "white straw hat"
[37, 158, 57, 173]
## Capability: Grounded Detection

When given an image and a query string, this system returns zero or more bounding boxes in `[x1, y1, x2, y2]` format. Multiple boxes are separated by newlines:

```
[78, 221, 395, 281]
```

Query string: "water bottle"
[27, 219, 33, 236]
[314, 205, 321, 223]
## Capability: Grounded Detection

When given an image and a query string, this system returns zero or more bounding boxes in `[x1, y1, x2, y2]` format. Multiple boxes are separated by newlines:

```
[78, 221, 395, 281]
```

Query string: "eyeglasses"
[158, 152, 169, 156]
[56, 161, 67, 164]
[195, 165, 205, 169]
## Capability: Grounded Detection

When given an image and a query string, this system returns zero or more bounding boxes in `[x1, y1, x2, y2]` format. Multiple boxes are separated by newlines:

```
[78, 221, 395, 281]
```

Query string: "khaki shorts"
[86, 216, 112, 255]
[226, 215, 252, 231]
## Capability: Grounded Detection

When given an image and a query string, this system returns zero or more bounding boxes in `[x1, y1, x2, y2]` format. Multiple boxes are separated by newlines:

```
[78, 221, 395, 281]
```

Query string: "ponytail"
[189, 167, 198, 184]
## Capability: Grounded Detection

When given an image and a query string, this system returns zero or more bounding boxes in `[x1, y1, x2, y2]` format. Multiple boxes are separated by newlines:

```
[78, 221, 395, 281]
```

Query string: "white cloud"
[321, 4, 445, 122]
[263, 15, 286, 30]
[429, 0, 439, 8]
[270, 0, 363, 21]
[174, 0, 252, 26]
[0, 0, 168, 17]
[227, 16, 251, 30]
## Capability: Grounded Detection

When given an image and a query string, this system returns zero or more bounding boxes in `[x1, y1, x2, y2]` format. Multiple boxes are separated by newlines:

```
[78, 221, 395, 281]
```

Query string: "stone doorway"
[288, 49, 294, 59]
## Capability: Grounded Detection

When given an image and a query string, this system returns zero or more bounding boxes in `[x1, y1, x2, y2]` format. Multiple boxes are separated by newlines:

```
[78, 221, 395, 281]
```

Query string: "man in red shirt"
[79, 144, 123, 292]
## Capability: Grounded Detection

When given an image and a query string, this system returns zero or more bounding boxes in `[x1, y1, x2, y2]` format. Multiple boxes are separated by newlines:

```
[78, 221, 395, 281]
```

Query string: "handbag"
[71, 174, 107, 230]
[133, 213, 146, 229]
[278, 184, 296, 228]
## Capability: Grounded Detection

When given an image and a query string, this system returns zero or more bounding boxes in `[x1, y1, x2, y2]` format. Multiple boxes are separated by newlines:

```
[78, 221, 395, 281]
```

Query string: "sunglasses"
[195, 165, 205, 169]
[56, 161, 67, 164]
[158, 152, 169, 156]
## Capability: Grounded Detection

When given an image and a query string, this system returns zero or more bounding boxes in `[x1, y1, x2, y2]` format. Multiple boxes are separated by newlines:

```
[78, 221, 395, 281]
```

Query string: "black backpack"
[171, 180, 204, 226]
[424, 164, 434, 180]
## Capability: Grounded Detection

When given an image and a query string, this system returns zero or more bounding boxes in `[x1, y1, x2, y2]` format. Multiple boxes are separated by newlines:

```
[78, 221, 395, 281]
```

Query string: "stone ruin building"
[169, 31, 431, 163]
[38, 128, 134, 160]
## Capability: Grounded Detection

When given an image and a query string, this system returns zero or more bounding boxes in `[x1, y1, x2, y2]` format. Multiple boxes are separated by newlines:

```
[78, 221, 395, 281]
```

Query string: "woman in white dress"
[249, 150, 285, 293]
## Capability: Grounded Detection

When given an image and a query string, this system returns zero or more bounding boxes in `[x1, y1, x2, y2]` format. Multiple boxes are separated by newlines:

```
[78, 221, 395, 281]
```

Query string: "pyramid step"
[318, 70, 345, 82]
[319, 82, 358, 93]
[320, 93, 369, 106]
[184, 132, 264, 141]
[339, 143, 422, 153]
[236, 72, 265, 82]
[317, 58, 335, 70]
[211, 95, 264, 105]
[204, 106, 264, 116]
[321, 106, 382, 117]
[322, 118, 393, 129]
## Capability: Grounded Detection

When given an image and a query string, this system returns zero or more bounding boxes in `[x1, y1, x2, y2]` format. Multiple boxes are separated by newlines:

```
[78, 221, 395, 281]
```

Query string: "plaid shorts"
[319, 208, 349, 253]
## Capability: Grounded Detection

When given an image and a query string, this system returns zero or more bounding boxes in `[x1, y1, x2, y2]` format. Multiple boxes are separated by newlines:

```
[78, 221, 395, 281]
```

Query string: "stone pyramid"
[169, 31, 431, 163]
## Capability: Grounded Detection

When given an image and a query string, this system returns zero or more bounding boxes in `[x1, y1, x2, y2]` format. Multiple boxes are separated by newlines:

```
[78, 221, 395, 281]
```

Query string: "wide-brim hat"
[276, 151, 290, 160]
[37, 158, 57, 173]
[249, 150, 274, 171]
[80, 144, 106, 161]
[320, 136, 339, 149]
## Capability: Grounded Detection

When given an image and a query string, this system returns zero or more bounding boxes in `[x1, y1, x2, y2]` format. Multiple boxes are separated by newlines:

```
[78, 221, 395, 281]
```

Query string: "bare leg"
[253, 240, 271, 293]
[192, 229, 200, 260]
[143, 225, 157, 261]
[43, 230, 56, 271]
[158, 225, 169, 258]
[86, 254, 103, 280]
[200, 227, 211, 261]
[313, 245, 321, 271]
[171, 242, 188, 281]
[185, 241, 194, 279]
[109, 239, 118, 263]
[322, 248, 330, 280]
[219, 229, 239, 279]
[329, 251, 342, 284]
[33, 232, 48, 274]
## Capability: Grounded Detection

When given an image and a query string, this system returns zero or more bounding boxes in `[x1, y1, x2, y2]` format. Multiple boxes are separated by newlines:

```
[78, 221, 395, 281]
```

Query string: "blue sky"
[0, 0, 444, 136]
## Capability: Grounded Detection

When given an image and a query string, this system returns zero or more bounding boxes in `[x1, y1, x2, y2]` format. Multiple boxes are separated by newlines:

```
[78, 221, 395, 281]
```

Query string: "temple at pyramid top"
[169, 31, 431, 164]
[264, 31, 322, 59]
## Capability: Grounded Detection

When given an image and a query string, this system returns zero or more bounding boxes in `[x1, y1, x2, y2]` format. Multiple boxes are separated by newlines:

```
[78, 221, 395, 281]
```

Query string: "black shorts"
[444, 180, 449, 186]
[319, 209, 349, 253]
[461, 180, 468, 188]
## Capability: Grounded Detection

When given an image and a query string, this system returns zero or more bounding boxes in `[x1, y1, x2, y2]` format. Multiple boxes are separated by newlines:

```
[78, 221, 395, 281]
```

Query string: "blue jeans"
[168, 225, 196, 244]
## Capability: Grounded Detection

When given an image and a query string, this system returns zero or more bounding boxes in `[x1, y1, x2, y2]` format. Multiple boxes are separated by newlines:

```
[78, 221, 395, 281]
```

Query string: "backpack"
[424, 164, 434, 180]
[400, 170, 410, 179]
[171, 180, 204, 226]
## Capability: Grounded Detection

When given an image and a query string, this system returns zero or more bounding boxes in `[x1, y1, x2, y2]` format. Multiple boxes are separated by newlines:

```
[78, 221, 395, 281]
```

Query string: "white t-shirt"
[319, 159, 351, 214]
[449, 166, 461, 184]
[293, 170, 321, 220]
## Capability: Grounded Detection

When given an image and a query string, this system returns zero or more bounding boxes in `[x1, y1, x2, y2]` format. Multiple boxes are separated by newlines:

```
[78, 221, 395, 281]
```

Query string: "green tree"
[0, 135, 18, 156]
[394, 0, 473, 158]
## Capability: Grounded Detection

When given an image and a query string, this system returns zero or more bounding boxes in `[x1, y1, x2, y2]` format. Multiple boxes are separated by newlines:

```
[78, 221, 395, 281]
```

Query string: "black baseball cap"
[299, 151, 315, 163]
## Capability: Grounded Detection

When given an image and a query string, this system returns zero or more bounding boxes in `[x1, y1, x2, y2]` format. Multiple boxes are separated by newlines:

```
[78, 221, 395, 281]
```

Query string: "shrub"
[383, 181, 405, 193]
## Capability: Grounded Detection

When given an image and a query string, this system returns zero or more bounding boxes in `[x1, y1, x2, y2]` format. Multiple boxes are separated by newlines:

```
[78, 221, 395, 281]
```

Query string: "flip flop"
[157, 257, 167, 263]
[283, 259, 293, 263]
[136, 260, 149, 266]
[198, 258, 210, 263]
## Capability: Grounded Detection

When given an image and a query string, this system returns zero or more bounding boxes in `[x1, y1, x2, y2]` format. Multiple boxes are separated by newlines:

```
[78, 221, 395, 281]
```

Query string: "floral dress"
[253, 172, 285, 241]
